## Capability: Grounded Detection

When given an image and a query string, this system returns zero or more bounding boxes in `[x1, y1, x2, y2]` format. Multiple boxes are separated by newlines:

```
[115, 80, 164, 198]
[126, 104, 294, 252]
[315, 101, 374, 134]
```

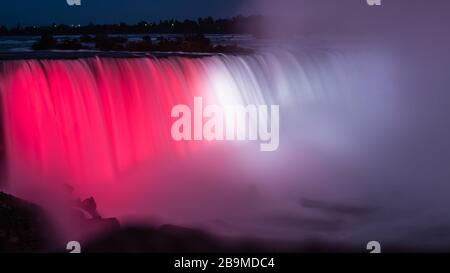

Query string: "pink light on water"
[0, 57, 213, 187]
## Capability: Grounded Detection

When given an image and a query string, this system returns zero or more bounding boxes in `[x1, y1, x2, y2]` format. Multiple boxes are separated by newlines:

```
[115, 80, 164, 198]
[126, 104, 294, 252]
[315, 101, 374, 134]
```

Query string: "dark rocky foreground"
[1, 191, 413, 253]
[81, 225, 357, 253]
[0, 192, 55, 252]
[0, 191, 355, 253]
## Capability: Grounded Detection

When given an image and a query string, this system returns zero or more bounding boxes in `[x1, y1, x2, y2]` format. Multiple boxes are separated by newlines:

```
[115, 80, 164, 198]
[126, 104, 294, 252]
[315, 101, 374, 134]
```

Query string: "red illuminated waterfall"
[0, 50, 343, 195]
[0, 50, 362, 193]
[0, 57, 216, 185]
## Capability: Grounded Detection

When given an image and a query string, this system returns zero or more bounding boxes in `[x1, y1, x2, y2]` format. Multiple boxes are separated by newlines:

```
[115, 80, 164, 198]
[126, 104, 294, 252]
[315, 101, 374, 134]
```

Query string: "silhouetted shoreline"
[0, 15, 265, 37]
[31, 33, 254, 54]
[0, 16, 265, 55]
[0, 51, 215, 60]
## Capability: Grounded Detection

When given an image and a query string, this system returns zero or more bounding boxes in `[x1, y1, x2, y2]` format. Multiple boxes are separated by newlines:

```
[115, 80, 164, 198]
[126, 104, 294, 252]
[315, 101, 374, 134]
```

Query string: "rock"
[83, 225, 226, 253]
[32, 34, 57, 50]
[81, 197, 101, 219]
[0, 192, 55, 252]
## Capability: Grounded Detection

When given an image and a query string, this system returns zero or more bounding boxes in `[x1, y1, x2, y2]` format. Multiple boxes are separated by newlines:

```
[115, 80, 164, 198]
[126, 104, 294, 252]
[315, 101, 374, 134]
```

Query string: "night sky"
[1, 0, 448, 37]
[0, 0, 252, 27]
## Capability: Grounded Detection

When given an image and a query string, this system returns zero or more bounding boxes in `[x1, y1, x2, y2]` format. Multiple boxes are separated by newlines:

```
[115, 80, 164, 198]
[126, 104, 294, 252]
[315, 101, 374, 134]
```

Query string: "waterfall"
[0, 49, 407, 242]
[0, 51, 370, 185]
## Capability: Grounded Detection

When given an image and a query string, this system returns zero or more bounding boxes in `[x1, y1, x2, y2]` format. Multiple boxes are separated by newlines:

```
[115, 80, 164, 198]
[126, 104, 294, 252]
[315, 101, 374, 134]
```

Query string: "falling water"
[2, 45, 448, 250]
[0, 50, 380, 186]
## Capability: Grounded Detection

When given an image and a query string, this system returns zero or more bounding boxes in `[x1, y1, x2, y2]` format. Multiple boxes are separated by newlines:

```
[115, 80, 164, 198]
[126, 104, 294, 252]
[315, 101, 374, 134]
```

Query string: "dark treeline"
[31, 33, 254, 54]
[0, 15, 264, 36]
